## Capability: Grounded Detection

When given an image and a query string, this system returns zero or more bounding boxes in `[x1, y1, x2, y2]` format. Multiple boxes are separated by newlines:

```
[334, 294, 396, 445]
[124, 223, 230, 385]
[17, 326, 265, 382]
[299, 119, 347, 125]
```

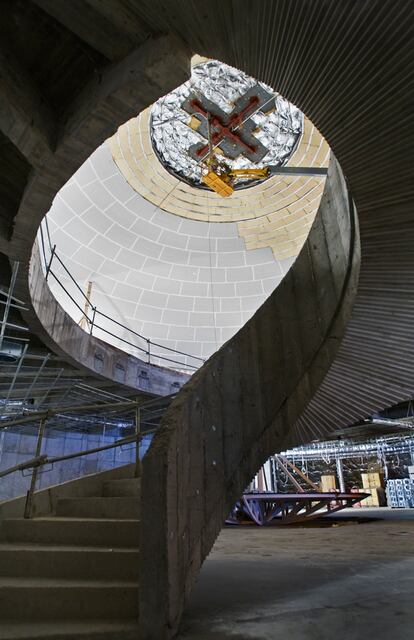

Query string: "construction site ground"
[179, 508, 414, 640]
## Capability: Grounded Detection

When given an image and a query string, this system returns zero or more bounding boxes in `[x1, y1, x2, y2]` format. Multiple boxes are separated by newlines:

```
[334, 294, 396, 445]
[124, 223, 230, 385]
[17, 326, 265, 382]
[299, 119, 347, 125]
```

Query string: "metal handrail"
[39, 218, 205, 372]
[0, 392, 177, 430]
[0, 393, 176, 517]
[0, 430, 156, 481]
[0, 455, 48, 480]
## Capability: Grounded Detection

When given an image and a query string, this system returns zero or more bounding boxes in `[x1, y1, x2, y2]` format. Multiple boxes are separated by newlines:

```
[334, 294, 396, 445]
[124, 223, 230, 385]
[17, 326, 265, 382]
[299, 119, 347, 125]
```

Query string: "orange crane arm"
[229, 168, 270, 179]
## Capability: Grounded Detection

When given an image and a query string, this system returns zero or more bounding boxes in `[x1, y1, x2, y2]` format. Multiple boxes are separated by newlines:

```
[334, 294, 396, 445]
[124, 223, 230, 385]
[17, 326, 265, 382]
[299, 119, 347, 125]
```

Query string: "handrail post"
[135, 405, 141, 478]
[90, 306, 96, 335]
[45, 245, 56, 281]
[39, 240, 201, 368]
[24, 417, 46, 519]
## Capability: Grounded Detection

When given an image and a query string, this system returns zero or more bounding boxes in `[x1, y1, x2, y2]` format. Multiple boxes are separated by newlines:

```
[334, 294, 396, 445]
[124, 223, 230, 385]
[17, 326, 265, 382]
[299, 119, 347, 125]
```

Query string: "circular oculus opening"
[150, 59, 303, 191]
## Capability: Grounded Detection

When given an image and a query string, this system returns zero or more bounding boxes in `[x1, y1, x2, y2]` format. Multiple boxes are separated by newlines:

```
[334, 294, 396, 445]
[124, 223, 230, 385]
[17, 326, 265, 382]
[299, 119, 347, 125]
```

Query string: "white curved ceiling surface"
[45, 143, 296, 369]
[43, 58, 330, 372]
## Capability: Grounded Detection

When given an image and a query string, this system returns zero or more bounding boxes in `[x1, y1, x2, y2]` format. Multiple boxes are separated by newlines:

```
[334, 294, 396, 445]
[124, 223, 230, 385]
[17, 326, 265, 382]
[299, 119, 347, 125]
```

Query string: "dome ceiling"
[150, 58, 303, 189]
[43, 59, 330, 370]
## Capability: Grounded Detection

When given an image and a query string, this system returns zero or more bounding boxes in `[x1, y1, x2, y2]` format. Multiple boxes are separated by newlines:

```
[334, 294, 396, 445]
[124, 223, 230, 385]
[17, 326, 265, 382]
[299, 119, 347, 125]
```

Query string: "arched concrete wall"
[4, 34, 193, 396]
[28, 243, 189, 395]
[140, 156, 359, 637]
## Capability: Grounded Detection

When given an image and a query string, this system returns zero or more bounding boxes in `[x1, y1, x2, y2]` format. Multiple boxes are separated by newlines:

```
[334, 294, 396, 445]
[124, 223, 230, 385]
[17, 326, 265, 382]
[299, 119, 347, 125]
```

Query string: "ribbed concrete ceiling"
[45, 60, 329, 369]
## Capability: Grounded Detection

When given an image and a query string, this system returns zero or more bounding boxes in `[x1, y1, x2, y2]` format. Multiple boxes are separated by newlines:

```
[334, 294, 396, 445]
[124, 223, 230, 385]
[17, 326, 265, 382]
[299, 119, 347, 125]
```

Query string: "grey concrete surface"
[179, 511, 414, 640]
[0, 466, 141, 637]
[141, 155, 359, 637]
[0, 463, 136, 519]
[0, 620, 139, 639]
[55, 496, 140, 519]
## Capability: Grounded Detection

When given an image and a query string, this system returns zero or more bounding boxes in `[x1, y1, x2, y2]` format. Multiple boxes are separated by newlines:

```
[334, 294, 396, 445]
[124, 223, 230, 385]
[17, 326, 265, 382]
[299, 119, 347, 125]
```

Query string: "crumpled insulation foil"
[150, 59, 303, 189]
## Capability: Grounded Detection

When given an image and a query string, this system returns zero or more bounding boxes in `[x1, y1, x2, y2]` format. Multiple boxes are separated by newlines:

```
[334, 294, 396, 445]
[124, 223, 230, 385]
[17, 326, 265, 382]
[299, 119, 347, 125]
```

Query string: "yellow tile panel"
[108, 108, 330, 259]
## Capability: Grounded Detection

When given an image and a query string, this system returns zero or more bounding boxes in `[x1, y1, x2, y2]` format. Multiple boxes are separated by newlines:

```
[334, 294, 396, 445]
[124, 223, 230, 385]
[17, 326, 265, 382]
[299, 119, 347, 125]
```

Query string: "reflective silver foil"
[150, 60, 303, 188]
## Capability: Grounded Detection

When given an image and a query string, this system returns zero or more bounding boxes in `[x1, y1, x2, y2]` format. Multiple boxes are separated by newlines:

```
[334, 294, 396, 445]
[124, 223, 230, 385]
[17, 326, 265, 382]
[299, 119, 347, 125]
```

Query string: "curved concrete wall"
[9, 34, 193, 396]
[140, 156, 359, 637]
[28, 243, 189, 396]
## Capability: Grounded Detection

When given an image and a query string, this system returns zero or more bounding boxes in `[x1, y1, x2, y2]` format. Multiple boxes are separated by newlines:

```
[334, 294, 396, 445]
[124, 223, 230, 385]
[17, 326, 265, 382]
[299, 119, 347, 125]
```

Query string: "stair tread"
[55, 497, 139, 520]
[104, 478, 140, 483]
[0, 543, 139, 552]
[0, 577, 139, 587]
[0, 518, 140, 547]
[57, 497, 137, 500]
[0, 619, 139, 639]
[103, 479, 141, 496]
[6, 517, 141, 523]
[58, 496, 136, 502]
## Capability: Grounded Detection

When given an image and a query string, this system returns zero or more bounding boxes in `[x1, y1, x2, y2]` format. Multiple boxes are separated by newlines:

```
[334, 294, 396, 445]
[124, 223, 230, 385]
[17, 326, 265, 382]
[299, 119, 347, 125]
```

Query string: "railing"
[0, 394, 175, 516]
[38, 219, 205, 372]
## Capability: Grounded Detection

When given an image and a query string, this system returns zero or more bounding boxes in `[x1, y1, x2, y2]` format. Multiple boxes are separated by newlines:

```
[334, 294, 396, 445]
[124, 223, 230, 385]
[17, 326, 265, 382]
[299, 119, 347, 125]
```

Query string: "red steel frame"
[226, 491, 370, 526]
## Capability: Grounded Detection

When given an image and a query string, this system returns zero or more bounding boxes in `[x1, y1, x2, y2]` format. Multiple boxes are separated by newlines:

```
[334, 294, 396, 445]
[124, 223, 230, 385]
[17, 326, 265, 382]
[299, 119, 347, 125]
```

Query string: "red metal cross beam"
[189, 95, 260, 159]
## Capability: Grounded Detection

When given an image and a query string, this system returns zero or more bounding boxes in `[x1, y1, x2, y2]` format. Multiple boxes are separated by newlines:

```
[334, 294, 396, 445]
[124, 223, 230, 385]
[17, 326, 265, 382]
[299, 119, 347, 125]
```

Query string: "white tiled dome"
[44, 74, 329, 371]
[45, 143, 297, 368]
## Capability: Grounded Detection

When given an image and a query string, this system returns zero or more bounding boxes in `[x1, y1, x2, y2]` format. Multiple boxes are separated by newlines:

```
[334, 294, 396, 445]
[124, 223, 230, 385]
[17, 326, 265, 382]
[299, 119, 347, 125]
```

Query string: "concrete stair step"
[0, 544, 140, 580]
[103, 478, 141, 497]
[0, 578, 139, 620]
[0, 620, 139, 640]
[0, 518, 140, 547]
[55, 497, 140, 520]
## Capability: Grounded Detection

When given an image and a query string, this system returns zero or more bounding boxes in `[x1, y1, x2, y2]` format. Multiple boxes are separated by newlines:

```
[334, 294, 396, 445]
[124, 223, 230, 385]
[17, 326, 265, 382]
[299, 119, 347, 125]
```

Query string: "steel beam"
[269, 166, 328, 176]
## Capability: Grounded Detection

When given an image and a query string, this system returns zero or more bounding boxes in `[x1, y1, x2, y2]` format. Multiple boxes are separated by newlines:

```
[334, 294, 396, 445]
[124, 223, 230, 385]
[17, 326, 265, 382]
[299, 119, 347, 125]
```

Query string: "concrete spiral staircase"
[0, 468, 141, 639]
[0, 2, 412, 639]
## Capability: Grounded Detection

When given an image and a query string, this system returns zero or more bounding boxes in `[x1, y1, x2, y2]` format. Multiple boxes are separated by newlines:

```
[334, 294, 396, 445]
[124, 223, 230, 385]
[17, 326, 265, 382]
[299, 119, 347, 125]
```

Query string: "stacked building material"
[320, 474, 337, 492]
[361, 472, 386, 507]
[386, 479, 414, 508]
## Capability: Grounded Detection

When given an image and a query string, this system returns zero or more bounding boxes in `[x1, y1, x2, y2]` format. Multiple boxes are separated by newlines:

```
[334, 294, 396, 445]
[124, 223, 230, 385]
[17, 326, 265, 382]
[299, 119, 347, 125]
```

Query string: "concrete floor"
[179, 508, 414, 640]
